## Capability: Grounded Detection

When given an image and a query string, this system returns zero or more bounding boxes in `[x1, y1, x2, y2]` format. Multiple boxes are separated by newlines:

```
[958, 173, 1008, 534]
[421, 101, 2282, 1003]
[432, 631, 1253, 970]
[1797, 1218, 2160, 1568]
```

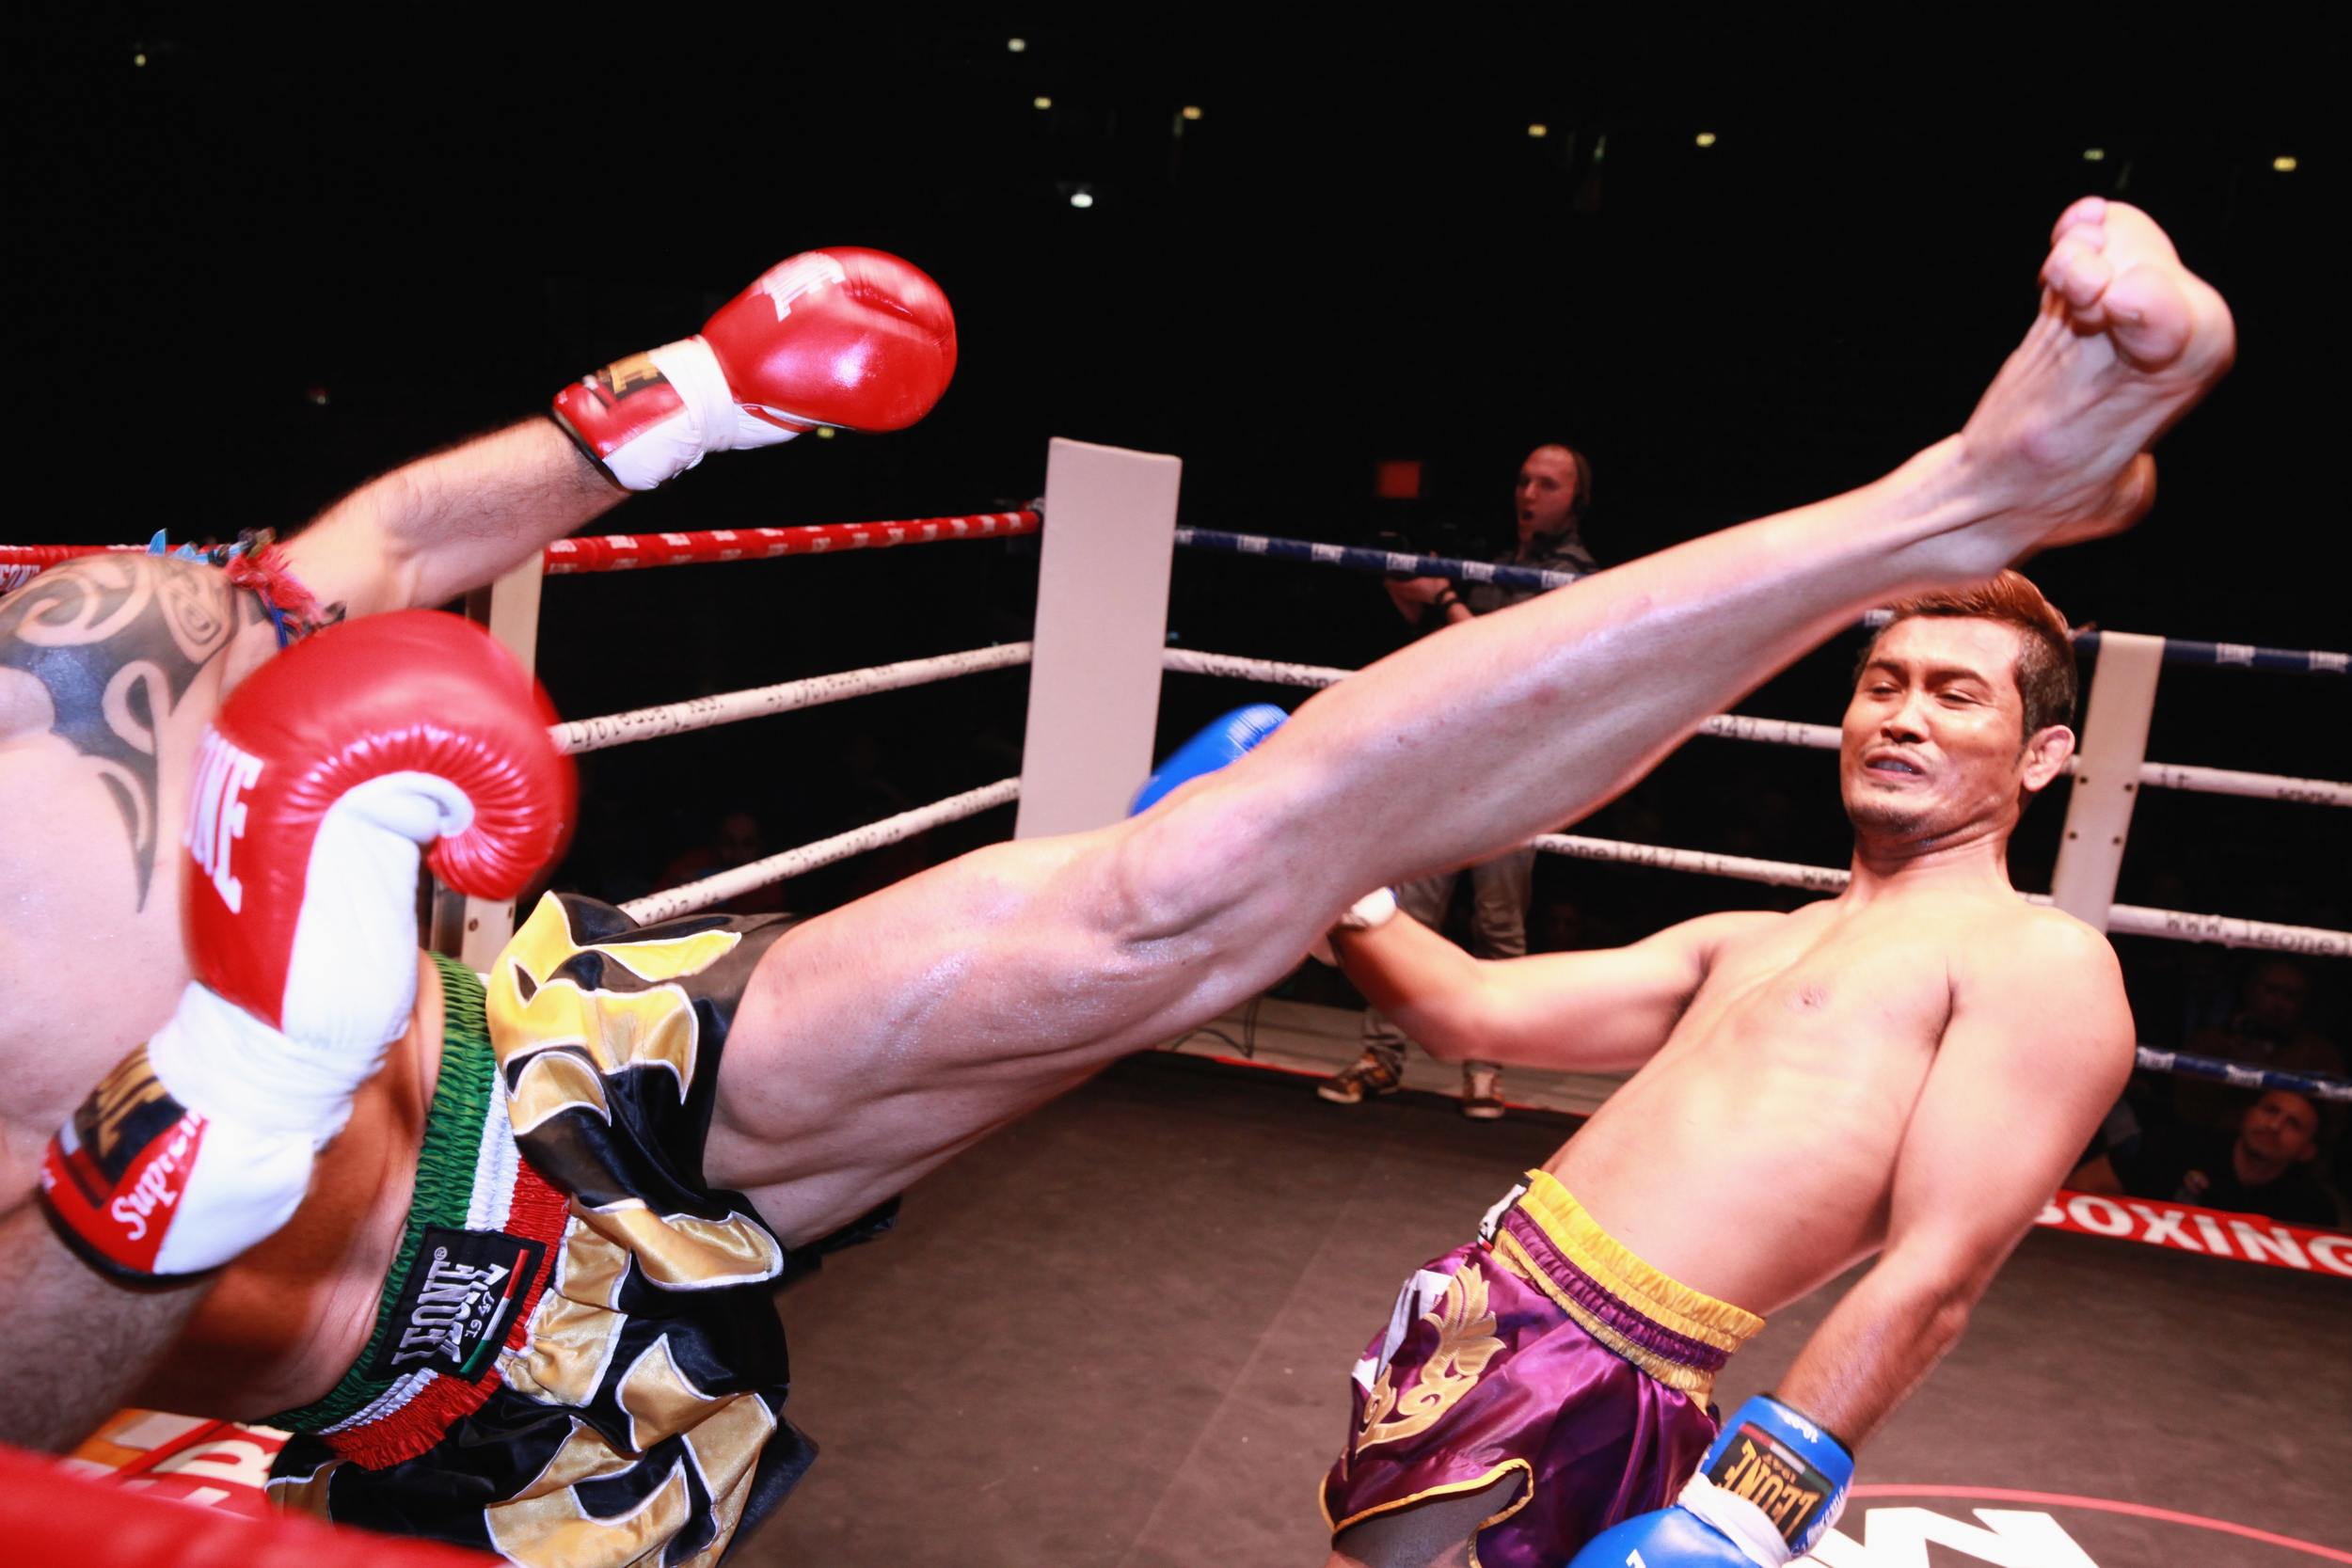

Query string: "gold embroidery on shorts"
[580, 1198, 784, 1291]
[507, 1049, 611, 1136]
[502, 1220, 631, 1408]
[666, 1395, 778, 1568]
[1354, 1264, 1504, 1454]
[616, 1334, 716, 1452]
[489, 895, 744, 1112]
[482, 1417, 690, 1568]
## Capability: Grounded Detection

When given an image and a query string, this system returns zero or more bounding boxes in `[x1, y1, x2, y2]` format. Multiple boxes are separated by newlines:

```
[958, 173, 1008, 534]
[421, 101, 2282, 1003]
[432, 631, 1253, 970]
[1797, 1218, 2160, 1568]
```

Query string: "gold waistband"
[1487, 1170, 1764, 1397]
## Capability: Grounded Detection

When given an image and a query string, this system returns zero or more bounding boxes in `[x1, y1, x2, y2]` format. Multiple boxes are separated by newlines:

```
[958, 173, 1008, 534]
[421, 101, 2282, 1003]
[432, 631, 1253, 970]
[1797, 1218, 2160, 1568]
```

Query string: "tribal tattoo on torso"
[0, 556, 263, 908]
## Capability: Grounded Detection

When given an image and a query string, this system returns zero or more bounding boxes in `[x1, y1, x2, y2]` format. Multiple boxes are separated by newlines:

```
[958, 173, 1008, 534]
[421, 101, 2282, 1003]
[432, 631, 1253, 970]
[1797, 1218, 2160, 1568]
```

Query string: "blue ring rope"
[1171, 528, 2347, 675]
[2137, 1049, 2350, 1104]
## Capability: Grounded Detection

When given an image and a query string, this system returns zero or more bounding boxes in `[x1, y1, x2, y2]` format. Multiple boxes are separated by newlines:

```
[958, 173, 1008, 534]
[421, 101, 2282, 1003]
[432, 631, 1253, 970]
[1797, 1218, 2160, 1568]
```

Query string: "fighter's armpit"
[0, 556, 262, 907]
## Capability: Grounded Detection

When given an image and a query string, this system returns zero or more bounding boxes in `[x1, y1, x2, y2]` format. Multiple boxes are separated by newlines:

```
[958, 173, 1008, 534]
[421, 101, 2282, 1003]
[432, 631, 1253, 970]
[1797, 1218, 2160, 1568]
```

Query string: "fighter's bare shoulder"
[1654, 905, 1791, 974]
[1950, 901, 2132, 1056]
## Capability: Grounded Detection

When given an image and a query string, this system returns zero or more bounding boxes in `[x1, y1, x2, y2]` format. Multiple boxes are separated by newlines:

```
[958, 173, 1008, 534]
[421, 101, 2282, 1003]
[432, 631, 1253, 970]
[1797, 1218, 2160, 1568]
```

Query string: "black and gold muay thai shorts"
[264, 895, 892, 1566]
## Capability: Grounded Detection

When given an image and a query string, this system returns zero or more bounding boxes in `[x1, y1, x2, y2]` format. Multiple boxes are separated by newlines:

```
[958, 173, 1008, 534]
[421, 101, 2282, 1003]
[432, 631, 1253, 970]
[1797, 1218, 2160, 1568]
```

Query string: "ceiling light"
[1033, 95, 1053, 111]
[1070, 191, 1095, 209]
[1527, 123, 1548, 138]
[2273, 154, 2298, 173]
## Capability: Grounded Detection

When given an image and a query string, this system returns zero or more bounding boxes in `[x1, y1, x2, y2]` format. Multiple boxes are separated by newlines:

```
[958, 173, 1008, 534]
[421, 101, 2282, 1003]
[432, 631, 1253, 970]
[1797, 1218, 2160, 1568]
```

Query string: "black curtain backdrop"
[8, 10, 2342, 1035]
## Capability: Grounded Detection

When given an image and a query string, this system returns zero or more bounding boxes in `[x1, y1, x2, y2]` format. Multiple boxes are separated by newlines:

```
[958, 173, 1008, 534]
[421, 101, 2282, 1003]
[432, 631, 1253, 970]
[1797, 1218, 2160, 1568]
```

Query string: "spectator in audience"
[2071, 1088, 2340, 1228]
[2173, 958, 2345, 1134]
[656, 805, 792, 915]
[1320, 444, 1596, 1119]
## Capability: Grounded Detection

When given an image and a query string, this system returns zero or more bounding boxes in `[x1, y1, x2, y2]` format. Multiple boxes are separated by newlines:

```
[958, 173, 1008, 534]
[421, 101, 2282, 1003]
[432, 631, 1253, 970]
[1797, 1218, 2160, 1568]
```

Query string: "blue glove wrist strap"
[1694, 1394, 1853, 1560]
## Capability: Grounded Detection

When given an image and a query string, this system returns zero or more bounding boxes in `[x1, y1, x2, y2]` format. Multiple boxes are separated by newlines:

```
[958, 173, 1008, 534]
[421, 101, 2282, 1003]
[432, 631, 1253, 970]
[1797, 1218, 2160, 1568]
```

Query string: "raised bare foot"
[1956, 198, 2235, 556]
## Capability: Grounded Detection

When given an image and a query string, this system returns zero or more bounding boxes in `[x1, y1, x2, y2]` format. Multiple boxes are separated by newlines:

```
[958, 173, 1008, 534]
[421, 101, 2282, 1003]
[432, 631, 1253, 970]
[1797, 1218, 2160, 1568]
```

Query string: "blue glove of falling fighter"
[1129, 705, 1290, 816]
[1567, 1395, 1852, 1567]
[1127, 705, 1399, 962]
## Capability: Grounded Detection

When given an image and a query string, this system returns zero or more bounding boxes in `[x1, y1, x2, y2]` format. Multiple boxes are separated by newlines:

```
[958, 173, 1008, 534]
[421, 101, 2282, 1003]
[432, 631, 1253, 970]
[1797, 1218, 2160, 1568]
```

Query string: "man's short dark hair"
[1859, 570, 2077, 738]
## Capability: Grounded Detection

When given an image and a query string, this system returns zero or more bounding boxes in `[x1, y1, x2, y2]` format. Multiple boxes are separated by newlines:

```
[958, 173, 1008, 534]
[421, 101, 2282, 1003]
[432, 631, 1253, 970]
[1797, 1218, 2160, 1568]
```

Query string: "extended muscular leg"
[1327, 1474, 1525, 1568]
[706, 202, 2232, 1248]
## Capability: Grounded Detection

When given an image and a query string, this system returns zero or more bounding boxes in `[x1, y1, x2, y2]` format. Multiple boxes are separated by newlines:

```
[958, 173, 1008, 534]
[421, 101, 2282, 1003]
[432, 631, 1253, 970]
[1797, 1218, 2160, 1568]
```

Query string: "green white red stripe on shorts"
[262, 958, 568, 1469]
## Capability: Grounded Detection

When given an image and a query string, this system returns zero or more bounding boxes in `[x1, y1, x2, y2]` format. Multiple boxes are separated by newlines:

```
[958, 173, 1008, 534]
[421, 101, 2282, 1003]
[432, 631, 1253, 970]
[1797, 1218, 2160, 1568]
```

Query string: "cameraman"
[1321, 444, 1597, 1119]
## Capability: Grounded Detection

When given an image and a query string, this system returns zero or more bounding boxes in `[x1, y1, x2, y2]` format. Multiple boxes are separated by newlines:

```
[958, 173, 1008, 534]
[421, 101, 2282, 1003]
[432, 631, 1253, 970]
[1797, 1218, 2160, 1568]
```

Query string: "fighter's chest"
[1684, 915, 1959, 1063]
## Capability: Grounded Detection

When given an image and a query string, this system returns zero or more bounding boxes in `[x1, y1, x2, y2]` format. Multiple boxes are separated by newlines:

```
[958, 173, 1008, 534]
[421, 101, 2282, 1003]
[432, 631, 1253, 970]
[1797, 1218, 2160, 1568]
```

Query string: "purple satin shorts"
[1321, 1170, 1766, 1567]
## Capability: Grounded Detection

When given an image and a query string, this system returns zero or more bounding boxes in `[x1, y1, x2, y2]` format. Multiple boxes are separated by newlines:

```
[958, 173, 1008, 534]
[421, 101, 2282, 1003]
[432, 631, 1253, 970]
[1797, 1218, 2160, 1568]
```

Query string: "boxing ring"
[9, 437, 2350, 1564]
[413, 442, 2352, 1563]
[445, 448, 2352, 1120]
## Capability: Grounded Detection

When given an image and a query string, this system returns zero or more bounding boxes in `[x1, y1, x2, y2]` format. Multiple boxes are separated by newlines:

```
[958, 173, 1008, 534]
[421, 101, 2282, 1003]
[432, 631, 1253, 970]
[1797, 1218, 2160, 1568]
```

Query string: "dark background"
[8, 11, 2344, 1044]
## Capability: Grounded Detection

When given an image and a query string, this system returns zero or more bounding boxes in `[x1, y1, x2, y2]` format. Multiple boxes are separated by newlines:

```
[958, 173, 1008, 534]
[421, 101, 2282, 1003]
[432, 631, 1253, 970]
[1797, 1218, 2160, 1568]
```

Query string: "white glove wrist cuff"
[656, 335, 803, 455]
[646, 336, 733, 453]
[148, 983, 377, 1146]
[1676, 1473, 1794, 1568]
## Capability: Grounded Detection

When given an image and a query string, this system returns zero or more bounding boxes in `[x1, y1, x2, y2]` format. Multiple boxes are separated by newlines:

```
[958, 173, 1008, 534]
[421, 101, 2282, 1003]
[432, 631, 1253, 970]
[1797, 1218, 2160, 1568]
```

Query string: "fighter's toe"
[2049, 196, 2110, 246]
[2042, 233, 2114, 316]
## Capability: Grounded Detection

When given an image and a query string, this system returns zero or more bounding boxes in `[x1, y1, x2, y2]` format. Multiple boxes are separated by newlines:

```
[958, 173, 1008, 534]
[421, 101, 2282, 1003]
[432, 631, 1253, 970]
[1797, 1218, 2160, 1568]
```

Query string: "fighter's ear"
[2020, 724, 2074, 795]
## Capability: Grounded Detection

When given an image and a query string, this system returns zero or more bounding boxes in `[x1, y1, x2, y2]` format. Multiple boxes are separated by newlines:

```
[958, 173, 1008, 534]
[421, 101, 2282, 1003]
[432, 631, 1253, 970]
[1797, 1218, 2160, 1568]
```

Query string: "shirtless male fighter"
[0, 243, 960, 1437]
[8, 198, 2231, 1566]
[1314, 570, 2123, 1568]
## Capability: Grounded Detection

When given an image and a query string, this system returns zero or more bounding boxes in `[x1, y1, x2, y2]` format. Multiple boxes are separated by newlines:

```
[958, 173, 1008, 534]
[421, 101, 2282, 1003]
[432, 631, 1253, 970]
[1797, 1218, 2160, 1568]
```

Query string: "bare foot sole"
[1958, 197, 2236, 556]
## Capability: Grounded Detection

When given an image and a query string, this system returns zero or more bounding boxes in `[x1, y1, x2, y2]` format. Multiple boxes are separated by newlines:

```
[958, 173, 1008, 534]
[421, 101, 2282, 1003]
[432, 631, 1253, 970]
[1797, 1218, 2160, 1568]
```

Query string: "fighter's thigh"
[701, 832, 1128, 1243]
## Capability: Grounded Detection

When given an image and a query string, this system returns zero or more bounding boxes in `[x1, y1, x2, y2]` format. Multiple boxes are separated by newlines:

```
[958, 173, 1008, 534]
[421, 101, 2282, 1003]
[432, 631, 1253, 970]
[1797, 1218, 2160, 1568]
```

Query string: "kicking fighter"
[0, 245, 958, 1445]
[20, 198, 2229, 1567]
[1315, 570, 2124, 1568]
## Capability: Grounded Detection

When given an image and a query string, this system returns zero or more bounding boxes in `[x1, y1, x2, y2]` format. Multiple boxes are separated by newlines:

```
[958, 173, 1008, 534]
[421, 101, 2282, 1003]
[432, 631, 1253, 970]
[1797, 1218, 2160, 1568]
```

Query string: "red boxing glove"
[551, 246, 958, 491]
[41, 612, 575, 1277]
[184, 610, 575, 1045]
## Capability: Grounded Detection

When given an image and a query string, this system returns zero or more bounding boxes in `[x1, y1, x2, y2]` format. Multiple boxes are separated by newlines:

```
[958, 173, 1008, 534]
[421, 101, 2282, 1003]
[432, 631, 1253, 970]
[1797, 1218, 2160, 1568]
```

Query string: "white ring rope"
[1162, 649, 2348, 955]
[1163, 648, 1349, 689]
[2135, 762, 2352, 809]
[2104, 904, 2351, 959]
[1532, 833, 1853, 894]
[1163, 648, 2351, 805]
[555, 644, 1033, 755]
[1527, 834, 2350, 958]
[619, 778, 1020, 925]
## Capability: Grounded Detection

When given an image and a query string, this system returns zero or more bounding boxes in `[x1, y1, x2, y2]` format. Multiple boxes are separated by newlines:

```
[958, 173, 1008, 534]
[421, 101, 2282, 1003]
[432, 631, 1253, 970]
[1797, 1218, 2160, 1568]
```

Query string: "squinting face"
[1516, 448, 1581, 541]
[1839, 616, 2066, 849]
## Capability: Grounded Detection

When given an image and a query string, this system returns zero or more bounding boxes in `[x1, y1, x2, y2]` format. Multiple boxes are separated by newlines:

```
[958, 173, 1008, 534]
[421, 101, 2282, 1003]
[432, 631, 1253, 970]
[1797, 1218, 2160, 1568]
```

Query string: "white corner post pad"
[2048, 629, 2165, 931]
[1016, 436, 1183, 839]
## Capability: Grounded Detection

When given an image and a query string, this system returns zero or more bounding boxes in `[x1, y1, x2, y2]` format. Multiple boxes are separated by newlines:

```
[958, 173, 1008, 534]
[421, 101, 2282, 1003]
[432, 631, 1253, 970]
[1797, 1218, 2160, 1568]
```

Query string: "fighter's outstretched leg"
[703, 200, 2237, 1254]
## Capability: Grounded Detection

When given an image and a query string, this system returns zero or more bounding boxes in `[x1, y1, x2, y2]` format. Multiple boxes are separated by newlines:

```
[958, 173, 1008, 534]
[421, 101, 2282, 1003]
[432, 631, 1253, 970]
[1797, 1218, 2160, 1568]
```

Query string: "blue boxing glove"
[1568, 1395, 1851, 1567]
[1129, 705, 1289, 816]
